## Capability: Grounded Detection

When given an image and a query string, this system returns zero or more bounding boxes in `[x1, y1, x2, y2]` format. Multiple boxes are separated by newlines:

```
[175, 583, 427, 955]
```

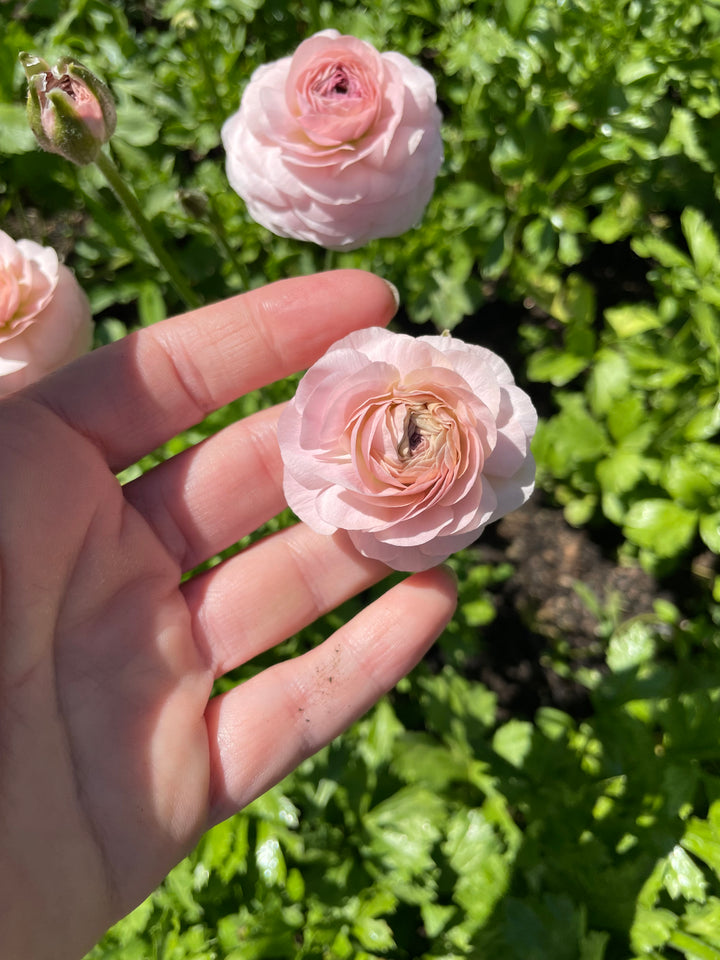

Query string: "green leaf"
[682, 208, 720, 278]
[606, 621, 656, 673]
[444, 808, 513, 924]
[605, 304, 664, 338]
[114, 102, 163, 147]
[691, 302, 720, 361]
[663, 456, 716, 507]
[493, 719, 533, 767]
[661, 108, 713, 172]
[358, 698, 403, 768]
[587, 349, 631, 416]
[684, 900, 720, 949]
[138, 281, 167, 326]
[392, 733, 470, 789]
[532, 395, 609, 477]
[667, 929, 720, 960]
[580, 930, 610, 960]
[662, 845, 707, 902]
[606, 394, 649, 444]
[550, 273, 596, 326]
[684, 401, 720, 442]
[622, 499, 698, 558]
[527, 348, 589, 385]
[699, 513, 720, 554]
[352, 916, 395, 953]
[589, 191, 642, 243]
[503, 0, 532, 32]
[631, 906, 679, 953]
[364, 785, 447, 874]
[632, 234, 693, 270]
[596, 451, 647, 496]
[420, 902, 456, 938]
[254, 821, 287, 887]
[683, 805, 720, 877]
[0, 103, 37, 155]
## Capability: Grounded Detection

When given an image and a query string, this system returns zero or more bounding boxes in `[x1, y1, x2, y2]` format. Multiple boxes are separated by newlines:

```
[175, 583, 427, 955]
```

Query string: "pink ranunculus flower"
[0, 230, 93, 396]
[278, 327, 537, 572]
[221, 30, 443, 251]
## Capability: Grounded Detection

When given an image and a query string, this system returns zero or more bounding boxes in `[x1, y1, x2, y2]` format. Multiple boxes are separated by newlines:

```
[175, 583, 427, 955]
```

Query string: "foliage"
[2, 0, 720, 958]
[84, 605, 720, 960]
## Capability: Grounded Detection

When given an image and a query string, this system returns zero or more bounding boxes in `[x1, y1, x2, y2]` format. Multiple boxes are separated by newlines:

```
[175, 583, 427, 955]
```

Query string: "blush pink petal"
[1, 237, 58, 342]
[0, 260, 92, 397]
[484, 386, 539, 478]
[487, 456, 538, 517]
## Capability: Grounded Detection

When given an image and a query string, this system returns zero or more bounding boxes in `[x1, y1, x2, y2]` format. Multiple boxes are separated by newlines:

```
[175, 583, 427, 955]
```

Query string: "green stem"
[94, 149, 201, 310]
[306, 0, 322, 32]
[206, 202, 251, 290]
[668, 931, 720, 960]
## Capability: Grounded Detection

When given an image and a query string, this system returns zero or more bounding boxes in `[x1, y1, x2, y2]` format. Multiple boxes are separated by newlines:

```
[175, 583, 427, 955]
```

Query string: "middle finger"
[181, 522, 389, 677]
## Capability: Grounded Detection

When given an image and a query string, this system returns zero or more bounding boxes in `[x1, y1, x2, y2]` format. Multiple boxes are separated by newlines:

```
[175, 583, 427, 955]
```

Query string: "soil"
[465, 496, 660, 721]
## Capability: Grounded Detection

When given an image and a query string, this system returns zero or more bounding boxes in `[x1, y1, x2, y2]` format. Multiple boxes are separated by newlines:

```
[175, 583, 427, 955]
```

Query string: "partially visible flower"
[278, 327, 537, 572]
[222, 30, 443, 251]
[20, 52, 116, 166]
[0, 231, 93, 396]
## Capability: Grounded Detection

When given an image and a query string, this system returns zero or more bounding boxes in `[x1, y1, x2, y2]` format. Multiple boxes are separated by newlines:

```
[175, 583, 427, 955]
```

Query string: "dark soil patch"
[453, 496, 661, 722]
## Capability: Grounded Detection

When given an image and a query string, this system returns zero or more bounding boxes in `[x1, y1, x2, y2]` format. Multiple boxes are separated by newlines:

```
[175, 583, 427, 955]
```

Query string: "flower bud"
[19, 53, 117, 166]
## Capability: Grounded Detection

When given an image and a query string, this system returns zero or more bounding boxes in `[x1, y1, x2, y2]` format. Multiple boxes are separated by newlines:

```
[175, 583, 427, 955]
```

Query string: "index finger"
[25, 270, 398, 471]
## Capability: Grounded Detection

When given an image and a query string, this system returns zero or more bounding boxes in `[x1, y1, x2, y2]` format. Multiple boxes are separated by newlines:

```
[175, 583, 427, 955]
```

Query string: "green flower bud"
[19, 53, 117, 166]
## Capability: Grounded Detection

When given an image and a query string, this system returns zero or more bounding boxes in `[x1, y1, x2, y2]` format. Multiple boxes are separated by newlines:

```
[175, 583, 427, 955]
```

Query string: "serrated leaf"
[631, 906, 679, 952]
[352, 916, 395, 952]
[596, 451, 647, 496]
[605, 304, 664, 338]
[503, 0, 532, 31]
[663, 845, 707, 902]
[527, 347, 589, 385]
[392, 733, 469, 788]
[682, 208, 720, 278]
[699, 513, 720, 553]
[683, 804, 720, 877]
[493, 720, 533, 767]
[588, 348, 631, 416]
[607, 621, 656, 673]
[255, 821, 287, 887]
[623, 499, 698, 558]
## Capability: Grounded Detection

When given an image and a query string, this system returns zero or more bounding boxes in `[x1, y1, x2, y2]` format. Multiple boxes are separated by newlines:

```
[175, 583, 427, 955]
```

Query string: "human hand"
[0, 270, 457, 959]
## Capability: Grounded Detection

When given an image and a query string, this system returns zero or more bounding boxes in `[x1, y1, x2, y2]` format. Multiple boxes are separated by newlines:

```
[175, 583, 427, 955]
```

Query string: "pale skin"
[0, 270, 457, 960]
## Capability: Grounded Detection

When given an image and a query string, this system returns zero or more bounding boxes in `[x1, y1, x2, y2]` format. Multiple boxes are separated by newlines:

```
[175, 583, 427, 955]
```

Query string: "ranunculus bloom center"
[398, 404, 446, 460]
[314, 64, 358, 99]
[293, 49, 380, 145]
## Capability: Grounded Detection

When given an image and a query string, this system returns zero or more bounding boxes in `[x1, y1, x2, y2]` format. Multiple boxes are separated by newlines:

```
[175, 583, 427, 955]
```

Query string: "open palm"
[0, 271, 457, 960]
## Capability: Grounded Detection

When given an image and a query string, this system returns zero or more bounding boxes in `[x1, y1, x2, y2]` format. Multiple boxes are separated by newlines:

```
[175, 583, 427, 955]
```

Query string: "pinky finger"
[204, 566, 458, 826]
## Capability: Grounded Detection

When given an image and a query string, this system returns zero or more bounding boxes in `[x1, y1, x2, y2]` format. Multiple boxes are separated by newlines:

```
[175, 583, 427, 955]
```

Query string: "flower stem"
[306, 0, 322, 32]
[94, 149, 201, 310]
[206, 201, 251, 290]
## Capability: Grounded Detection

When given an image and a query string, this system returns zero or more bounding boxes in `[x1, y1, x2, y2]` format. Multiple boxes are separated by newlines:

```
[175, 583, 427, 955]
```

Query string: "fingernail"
[383, 279, 400, 314]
